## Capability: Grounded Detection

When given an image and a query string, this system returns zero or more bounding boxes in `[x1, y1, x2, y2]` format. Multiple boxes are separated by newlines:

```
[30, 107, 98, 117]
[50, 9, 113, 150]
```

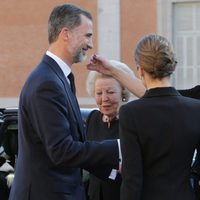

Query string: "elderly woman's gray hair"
[86, 60, 133, 102]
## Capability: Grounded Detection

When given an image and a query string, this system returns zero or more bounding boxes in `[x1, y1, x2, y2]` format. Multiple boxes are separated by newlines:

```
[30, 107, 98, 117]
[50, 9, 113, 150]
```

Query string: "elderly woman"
[85, 60, 133, 200]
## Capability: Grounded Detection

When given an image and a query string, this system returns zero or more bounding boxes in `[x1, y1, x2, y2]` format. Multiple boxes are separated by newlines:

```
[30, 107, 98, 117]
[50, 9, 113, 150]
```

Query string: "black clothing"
[178, 85, 200, 99]
[119, 87, 200, 200]
[86, 110, 121, 200]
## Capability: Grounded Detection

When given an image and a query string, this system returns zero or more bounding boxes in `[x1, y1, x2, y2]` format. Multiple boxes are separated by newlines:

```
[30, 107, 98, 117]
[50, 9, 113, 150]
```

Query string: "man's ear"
[60, 27, 71, 41]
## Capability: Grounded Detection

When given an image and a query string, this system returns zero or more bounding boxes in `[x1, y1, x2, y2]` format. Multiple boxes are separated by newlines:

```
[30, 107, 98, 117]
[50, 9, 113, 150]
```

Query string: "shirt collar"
[46, 51, 71, 78]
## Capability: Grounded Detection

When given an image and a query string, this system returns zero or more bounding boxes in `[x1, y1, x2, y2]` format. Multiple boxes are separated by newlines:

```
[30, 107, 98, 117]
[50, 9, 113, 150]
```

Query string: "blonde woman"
[85, 60, 132, 200]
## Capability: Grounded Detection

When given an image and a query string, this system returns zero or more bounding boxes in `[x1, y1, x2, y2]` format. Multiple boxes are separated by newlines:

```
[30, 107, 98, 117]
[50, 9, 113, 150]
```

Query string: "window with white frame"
[173, 2, 200, 89]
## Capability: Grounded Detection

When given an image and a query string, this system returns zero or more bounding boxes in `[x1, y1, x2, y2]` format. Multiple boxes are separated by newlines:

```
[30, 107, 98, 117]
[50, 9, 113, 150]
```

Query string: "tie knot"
[68, 72, 74, 81]
[68, 73, 76, 94]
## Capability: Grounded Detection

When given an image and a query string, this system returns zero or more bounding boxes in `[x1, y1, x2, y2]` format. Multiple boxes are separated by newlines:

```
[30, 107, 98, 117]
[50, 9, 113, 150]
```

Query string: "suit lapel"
[64, 85, 86, 141]
[42, 55, 85, 141]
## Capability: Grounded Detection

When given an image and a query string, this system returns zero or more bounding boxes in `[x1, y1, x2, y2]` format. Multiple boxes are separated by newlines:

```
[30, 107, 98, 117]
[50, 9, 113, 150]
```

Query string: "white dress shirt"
[46, 51, 71, 82]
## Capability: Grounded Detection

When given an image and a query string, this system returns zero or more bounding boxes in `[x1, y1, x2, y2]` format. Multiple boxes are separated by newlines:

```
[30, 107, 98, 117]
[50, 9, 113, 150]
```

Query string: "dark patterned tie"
[68, 73, 76, 94]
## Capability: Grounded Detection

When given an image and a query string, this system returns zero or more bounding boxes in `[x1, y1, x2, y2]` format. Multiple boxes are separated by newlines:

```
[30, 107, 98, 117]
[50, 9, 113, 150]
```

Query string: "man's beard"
[73, 48, 87, 63]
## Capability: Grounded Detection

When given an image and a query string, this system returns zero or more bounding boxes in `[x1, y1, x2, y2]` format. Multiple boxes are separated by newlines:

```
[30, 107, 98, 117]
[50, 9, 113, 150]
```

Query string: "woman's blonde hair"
[134, 34, 177, 79]
[86, 60, 133, 102]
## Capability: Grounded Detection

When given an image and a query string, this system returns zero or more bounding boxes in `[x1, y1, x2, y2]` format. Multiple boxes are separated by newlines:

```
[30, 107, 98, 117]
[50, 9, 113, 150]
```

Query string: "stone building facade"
[1, 0, 199, 107]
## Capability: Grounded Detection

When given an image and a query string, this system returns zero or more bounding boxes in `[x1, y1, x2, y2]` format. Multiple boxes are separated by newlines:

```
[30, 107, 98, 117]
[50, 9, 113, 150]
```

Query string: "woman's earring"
[122, 97, 126, 102]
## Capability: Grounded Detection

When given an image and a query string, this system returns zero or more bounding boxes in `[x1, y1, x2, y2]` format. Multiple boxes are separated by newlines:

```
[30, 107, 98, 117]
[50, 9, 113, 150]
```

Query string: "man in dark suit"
[8, 4, 120, 200]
